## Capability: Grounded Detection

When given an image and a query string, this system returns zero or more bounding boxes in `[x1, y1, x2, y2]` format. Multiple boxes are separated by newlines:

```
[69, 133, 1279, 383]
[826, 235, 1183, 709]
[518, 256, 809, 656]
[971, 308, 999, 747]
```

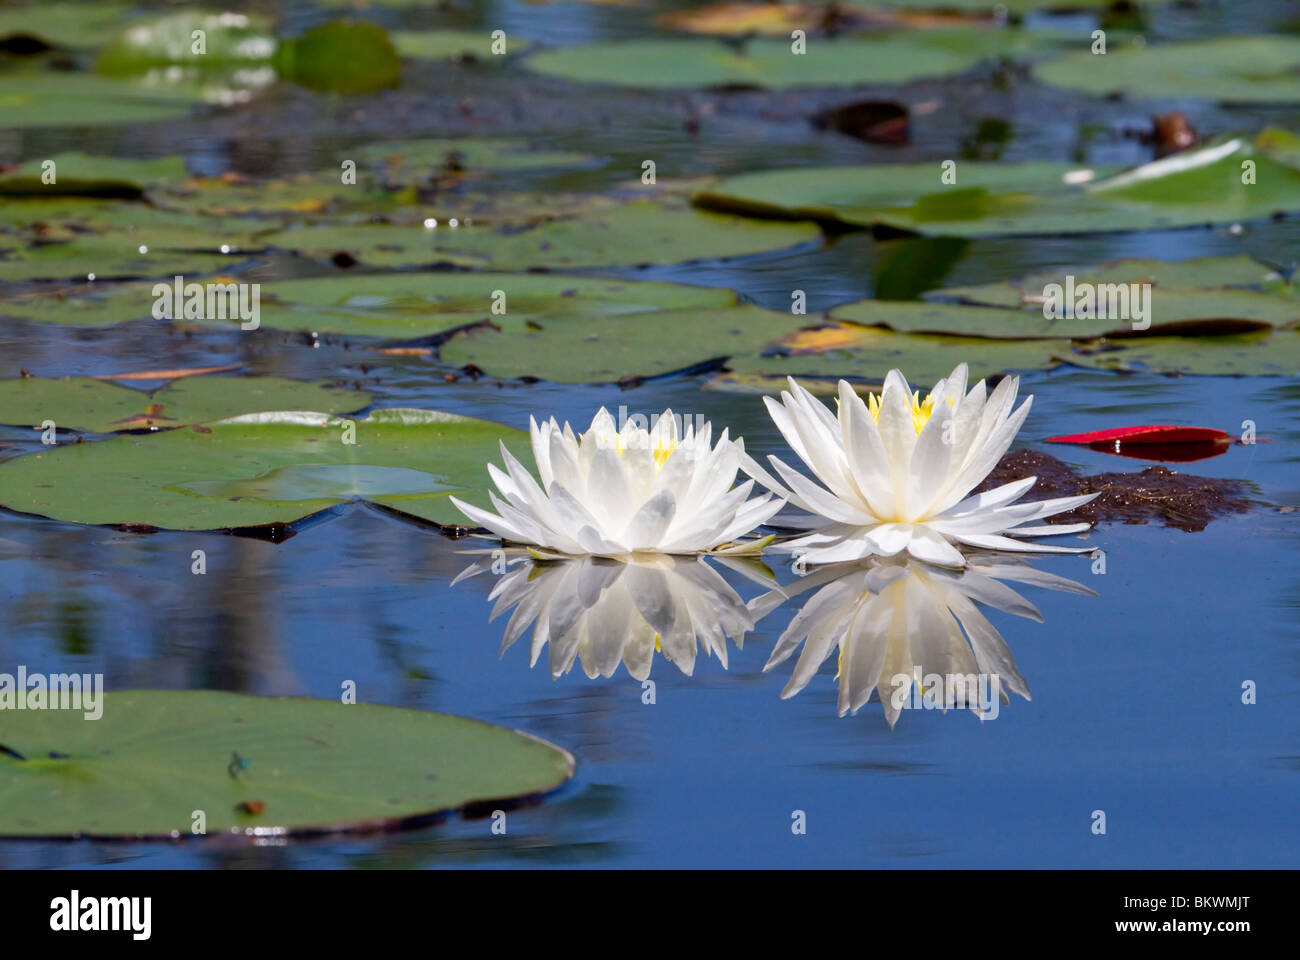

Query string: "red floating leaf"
[1045, 425, 1230, 445]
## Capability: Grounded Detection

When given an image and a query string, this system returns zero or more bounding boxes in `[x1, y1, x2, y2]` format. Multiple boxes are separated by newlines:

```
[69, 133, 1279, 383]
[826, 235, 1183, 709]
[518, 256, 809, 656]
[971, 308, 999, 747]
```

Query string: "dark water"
[0, 0, 1297, 868]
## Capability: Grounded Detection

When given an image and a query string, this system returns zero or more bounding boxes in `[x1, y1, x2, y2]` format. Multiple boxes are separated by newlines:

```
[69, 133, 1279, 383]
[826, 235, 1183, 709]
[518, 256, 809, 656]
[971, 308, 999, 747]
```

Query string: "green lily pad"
[0, 153, 188, 199]
[0, 2, 134, 49]
[439, 304, 814, 383]
[0, 376, 370, 434]
[834, 289, 1297, 339]
[849, 0, 1118, 9]
[267, 200, 819, 269]
[261, 273, 737, 338]
[353, 138, 595, 179]
[696, 136, 1300, 236]
[525, 33, 1014, 90]
[1035, 36, 1300, 105]
[273, 21, 401, 94]
[0, 72, 201, 128]
[393, 29, 527, 61]
[0, 409, 529, 531]
[0, 690, 574, 839]
[1067, 331, 1300, 376]
[96, 11, 277, 74]
[937, 255, 1294, 308]
[0, 231, 246, 284]
[724, 324, 1071, 385]
[696, 160, 1088, 227]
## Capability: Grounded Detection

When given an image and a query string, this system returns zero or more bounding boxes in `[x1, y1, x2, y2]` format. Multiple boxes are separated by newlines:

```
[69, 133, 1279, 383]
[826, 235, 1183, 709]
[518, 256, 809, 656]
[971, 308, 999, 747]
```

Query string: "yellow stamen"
[866, 390, 955, 435]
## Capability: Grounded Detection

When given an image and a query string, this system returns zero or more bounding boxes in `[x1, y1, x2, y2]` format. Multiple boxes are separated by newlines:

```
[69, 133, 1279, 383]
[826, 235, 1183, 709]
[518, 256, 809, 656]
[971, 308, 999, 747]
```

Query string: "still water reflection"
[460, 547, 1096, 724]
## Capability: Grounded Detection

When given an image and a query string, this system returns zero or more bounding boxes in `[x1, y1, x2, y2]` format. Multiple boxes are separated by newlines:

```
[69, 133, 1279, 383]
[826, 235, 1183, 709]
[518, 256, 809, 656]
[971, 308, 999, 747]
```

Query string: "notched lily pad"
[438, 304, 812, 383]
[1035, 36, 1300, 104]
[0, 375, 370, 434]
[978, 450, 1254, 532]
[260, 273, 736, 339]
[723, 324, 1071, 386]
[696, 134, 1300, 236]
[267, 199, 820, 270]
[0, 690, 574, 839]
[524, 32, 1038, 90]
[0, 408, 530, 532]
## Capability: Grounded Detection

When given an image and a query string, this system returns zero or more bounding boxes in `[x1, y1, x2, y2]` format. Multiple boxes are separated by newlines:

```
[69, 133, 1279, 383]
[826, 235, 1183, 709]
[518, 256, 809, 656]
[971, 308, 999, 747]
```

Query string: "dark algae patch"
[979, 450, 1254, 533]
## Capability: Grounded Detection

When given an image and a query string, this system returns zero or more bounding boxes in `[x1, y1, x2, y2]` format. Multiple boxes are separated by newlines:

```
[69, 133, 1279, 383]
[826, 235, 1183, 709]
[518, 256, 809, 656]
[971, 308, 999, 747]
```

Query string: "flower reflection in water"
[454, 550, 770, 680]
[751, 553, 1098, 724]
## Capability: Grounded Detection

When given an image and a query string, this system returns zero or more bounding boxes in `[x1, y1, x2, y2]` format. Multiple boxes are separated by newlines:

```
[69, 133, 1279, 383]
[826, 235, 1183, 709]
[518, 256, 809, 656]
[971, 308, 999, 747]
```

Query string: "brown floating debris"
[976, 449, 1253, 533]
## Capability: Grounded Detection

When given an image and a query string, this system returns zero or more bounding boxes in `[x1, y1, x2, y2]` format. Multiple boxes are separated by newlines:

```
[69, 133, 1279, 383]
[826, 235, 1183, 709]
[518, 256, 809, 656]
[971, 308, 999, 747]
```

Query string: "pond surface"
[0, 0, 1296, 868]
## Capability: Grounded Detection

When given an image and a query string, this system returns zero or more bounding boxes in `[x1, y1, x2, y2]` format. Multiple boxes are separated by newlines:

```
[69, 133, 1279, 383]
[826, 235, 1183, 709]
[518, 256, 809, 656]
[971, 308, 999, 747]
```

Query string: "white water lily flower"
[742, 365, 1098, 568]
[450, 408, 784, 556]
[750, 554, 1097, 722]
[453, 552, 762, 680]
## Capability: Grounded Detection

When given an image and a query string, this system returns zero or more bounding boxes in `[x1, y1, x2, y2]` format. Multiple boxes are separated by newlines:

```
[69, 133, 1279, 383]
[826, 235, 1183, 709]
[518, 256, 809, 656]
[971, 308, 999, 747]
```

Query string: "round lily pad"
[724, 324, 1071, 385]
[834, 290, 1297, 339]
[0, 2, 135, 49]
[268, 200, 820, 270]
[439, 304, 812, 383]
[695, 160, 1087, 228]
[0, 409, 530, 531]
[0, 72, 201, 129]
[262, 273, 737, 339]
[0, 375, 369, 434]
[392, 29, 528, 61]
[696, 136, 1300, 236]
[0, 690, 574, 839]
[353, 138, 595, 178]
[938, 255, 1294, 308]
[1067, 331, 1300, 376]
[0, 153, 187, 199]
[525, 34, 1003, 90]
[1035, 36, 1300, 105]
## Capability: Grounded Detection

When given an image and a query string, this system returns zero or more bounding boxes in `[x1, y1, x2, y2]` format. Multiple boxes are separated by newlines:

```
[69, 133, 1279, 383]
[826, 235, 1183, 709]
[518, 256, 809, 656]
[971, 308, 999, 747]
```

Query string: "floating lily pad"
[525, 33, 1017, 89]
[697, 136, 1300, 236]
[268, 200, 819, 269]
[0, 153, 188, 199]
[439, 305, 815, 383]
[96, 11, 277, 74]
[0, 690, 574, 839]
[0, 231, 245, 284]
[0, 409, 529, 531]
[0, 2, 134, 49]
[937, 255, 1294, 309]
[696, 160, 1087, 227]
[834, 289, 1297, 339]
[353, 138, 595, 179]
[0, 376, 369, 434]
[261, 273, 736, 339]
[724, 324, 1071, 385]
[1035, 36, 1300, 105]
[1067, 331, 1300, 376]
[0, 72, 201, 128]
[392, 29, 526, 61]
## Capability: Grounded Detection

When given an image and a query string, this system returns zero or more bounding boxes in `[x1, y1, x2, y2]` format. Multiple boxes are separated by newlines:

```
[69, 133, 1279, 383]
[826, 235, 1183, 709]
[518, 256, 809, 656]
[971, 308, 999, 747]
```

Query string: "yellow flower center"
[612, 434, 678, 470]
[867, 391, 953, 435]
